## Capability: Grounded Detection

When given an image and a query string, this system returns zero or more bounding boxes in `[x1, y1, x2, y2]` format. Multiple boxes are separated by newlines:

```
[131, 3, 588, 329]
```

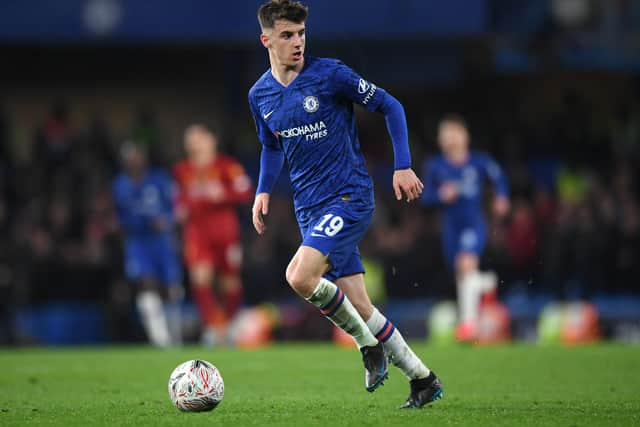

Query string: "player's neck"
[447, 150, 469, 165]
[129, 169, 146, 182]
[191, 153, 216, 168]
[269, 55, 304, 87]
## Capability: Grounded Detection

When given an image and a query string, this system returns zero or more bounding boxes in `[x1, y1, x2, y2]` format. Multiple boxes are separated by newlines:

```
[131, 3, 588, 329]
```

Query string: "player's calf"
[287, 249, 377, 347]
[305, 278, 377, 348]
[366, 307, 431, 380]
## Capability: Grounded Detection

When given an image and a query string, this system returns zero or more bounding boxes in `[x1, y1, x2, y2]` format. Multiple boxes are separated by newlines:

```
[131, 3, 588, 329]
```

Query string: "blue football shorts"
[297, 195, 374, 281]
[442, 223, 487, 270]
[124, 235, 182, 286]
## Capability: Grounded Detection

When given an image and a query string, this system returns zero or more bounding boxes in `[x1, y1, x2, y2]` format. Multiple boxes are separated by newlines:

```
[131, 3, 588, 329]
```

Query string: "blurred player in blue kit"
[112, 142, 183, 347]
[249, 0, 442, 407]
[422, 115, 510, 342]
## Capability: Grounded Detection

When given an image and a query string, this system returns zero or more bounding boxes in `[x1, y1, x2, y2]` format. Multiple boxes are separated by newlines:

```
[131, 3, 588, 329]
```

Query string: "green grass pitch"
[1, 343, 639, 426]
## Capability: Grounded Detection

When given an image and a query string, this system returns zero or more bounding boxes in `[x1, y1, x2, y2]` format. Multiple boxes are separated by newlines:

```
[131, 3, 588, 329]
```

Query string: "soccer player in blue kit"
[112, 142, 183, 347]
[249, 0, 442, 408]
[422, 115, 510, 342]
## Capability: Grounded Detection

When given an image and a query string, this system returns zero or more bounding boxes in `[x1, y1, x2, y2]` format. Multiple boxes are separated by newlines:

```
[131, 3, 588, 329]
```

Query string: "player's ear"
[260, 33, 270, 48]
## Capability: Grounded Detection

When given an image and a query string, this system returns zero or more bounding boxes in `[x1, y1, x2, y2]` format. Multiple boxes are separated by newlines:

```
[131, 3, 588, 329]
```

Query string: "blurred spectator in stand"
[372, 204, 446, 298]
[132, 107, 164, 166]
[0, 195, 17, 344]
[505, 198, 539, 280]
[243, 193, 298, 304]
[33, 100, 76, 196]
[610, 162, 640, 293]
[80, 115, 118, 176]
[615, 198, 640, 293]
[610, 103, 640, 161]
[0, 105, 9, 165]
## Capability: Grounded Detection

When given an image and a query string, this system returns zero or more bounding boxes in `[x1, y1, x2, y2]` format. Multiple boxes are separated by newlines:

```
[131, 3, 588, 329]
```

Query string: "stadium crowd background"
[0, 0, 639, 344]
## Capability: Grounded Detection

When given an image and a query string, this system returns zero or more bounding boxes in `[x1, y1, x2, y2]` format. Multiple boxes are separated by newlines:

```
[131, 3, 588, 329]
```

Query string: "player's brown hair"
[185, 123, 218, 137]
[258, 0, 308, 30]
[440, 113, 468, 130]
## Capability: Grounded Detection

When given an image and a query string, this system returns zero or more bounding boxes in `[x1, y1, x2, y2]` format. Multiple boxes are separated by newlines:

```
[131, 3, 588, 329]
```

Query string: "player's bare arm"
[492, 195, 510, 218]
[438, 182, 459, 203]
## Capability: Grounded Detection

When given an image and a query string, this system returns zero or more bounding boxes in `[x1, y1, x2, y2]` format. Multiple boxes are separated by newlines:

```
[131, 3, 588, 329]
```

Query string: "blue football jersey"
[112, 169, 176, 236]
[421, 151, 509, 226]
[248, 56, 391, 215]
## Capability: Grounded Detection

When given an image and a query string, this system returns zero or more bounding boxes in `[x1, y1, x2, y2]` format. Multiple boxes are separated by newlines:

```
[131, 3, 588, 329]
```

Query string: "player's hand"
[175, 205, 189, 223]
[393, 168, 424, 202]
[206, 182, 226, 202]
[438, 182, 459, 203]
[493, 196, 510, 218]
[252, 192, 270, 235]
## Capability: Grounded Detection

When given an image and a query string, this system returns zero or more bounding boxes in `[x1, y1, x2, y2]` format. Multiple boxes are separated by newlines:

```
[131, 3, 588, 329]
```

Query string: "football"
[168, 359, 224, 412]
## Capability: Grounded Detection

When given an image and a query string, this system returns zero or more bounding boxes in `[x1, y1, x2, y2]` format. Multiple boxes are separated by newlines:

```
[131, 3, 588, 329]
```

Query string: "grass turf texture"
[1, 344, 639, 426]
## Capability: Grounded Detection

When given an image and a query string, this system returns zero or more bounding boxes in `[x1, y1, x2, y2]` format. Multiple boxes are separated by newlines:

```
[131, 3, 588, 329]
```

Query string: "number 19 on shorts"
[313, 214, 344, 237]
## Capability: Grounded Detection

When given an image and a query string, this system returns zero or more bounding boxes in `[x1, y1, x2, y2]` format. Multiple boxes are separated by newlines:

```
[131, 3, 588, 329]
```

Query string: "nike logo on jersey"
[310, 232, 328, 238]
[263, 110, 275, 119]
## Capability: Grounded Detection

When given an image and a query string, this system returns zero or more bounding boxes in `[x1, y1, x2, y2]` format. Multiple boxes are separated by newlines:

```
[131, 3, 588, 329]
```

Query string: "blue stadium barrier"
[503, 287, 554, 320]
[382, 298, 435, 339]
[593, 295, 640, 320]
[14, 303, 106, 345]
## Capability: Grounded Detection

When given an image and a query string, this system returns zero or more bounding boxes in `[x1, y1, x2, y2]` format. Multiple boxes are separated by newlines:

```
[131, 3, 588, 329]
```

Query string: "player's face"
[184, 128, 217, 161]
[124, 148, 147, 174]
[262, 20, 305, 67]
[438, 122, 469, 156]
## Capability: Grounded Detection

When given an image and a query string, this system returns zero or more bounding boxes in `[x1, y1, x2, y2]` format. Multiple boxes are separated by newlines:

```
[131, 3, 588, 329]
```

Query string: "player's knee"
[190, 265, 213, 286]
[285, 265, 317, 298]
[138, 278, 157, 292]
[284, 266, 302, 291]
[456, 253, 478, 275]
[168, 285, 184, 302]
[191, 277, 211, 288]
[220, 275, 241, 292]
[284, 258, 300, 288]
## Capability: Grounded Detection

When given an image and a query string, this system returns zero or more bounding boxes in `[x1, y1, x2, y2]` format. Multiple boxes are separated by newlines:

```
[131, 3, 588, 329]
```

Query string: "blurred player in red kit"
[173, 124, 253, 345]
